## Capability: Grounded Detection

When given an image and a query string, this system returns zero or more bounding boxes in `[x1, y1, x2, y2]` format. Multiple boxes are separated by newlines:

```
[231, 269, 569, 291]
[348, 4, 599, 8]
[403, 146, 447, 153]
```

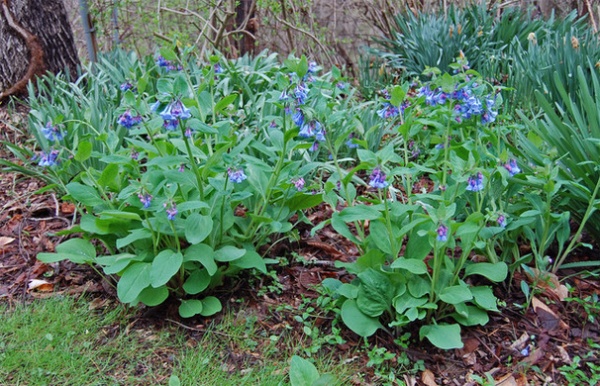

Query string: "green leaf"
[159, 47, 177, 61]
[232, 250, 267, 274]
[337, 283, 359, 299]
[179, 299, 203, 318]
[214, 246, 245, 262]
[66, 182, 104, 207]
[97, 253, 138, 275]
[214, 94, 237, 114]
[390, 258, 428, 274]
[289, 356, 320, 386]
[97, 163, 120, 191]
[470, 286, 499, 312]
[465, 262, 508, 282]
[419, 324, 463, 349]
[173, 74, 189, 96]
[168, 375, 181, 386]
[74, 141, 92, 162]
[38, 238, 96, 264]
[185, 213, 213, 244]
[405, 222, 432, 261]
[150, 250, 183, 287]
[438, 285, 473, 305]
[117, 262, 152, 303]
[184, 244, 218, 276]
[338, 205, 382, 222]
[182, 269, 211, 295]
[451, 306, 489, 326]
[100, 210, 142, 222]
[368, 220, 393, 255]
[390, 85, 406, 107]
[356, 269, 393, 317]
[340, 299, 382, 337]
[200, 296, 222, 316]
[138, 285, 169, 306]
[116, 228, 152, 249]
[285, 192, 324, 211]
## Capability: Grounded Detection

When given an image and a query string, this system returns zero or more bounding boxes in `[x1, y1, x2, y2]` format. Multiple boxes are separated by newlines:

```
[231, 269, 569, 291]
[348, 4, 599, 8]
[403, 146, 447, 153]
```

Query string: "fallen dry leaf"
[525, 268, 569, 301]
[421, 369, 437, 386]
[495, 374, 518, 386]
[0, 236, 15, 248]
[509, 332, 529, 351]
[60, 202, 75, 214]
[557, 345, 571, 364]
[27, 279, 54, 292]
[531, 297, 569, 333]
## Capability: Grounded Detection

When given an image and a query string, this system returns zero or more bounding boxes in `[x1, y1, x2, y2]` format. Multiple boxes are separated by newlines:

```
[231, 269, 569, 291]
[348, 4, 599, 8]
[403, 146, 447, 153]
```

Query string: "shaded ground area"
[1, 106, 599, 385]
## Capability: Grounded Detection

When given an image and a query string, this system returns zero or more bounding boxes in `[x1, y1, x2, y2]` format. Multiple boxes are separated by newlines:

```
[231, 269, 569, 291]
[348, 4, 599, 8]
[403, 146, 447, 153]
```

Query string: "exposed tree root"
[0, 0, 46, 102]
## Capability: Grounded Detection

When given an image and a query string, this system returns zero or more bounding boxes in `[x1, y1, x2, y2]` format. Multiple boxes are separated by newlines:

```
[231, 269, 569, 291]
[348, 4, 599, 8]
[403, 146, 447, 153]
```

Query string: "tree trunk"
[234, 0, 257, 56]
[0, 0, 79, 100]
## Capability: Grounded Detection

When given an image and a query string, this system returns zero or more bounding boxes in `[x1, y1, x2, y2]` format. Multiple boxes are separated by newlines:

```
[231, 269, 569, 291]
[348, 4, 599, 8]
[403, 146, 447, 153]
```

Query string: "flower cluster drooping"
[466, 172, 484, 192]
[41, 122, 63, 141]
[117, 110, 143, 129]
[119, 82, 136, 92]
[368, 167, 388, 189]
[157, 100, 191, 131]
[292, 177, 305, 191]
[436, 224, 448, 242]
[503, 159, 521, 176]
[497, 214, 507, 228]
[415, 84, 498, 124]
[36, 150, 59, 167]
[164, 202, 178, 221]
[156, 55, 181, 72]
[138, 193, 152, 208]
[228, 168, 247, 183]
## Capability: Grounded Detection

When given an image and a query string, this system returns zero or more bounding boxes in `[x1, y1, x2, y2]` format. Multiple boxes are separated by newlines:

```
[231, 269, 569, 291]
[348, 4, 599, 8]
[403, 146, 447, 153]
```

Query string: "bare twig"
[272, 12, 334, 67]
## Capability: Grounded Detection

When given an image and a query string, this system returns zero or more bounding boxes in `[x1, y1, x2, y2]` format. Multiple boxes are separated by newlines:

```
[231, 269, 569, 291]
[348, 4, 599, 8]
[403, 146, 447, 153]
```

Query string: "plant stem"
[553, 173, 600, 273]
[179, 119, 205, 200]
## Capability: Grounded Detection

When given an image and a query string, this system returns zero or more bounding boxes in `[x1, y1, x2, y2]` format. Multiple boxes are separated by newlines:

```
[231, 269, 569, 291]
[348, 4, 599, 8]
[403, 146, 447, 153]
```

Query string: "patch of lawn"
[0, 296, 361, 385]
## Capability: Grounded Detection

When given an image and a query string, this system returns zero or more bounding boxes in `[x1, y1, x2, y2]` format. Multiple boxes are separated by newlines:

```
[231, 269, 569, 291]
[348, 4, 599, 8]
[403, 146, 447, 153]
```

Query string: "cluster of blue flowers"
[466, 172, 485, 192]
[150, 99, 192, 132]
[117, 110, 143, 129]
[41, 122, 63, 141]
[417, 85, 498, 124]
[36, 150, 59, 167]
[368, 167, 388, 189]
[436, 224, 448, 242]
[156, 56, 182, 72]
[119, 82, 136, 92]
[280, 61, 325, 152]
[228, 167, 247, 183]
[503, 159, 521, 176]
[138, 193, 152, 208]
[164, 202, 178, 220]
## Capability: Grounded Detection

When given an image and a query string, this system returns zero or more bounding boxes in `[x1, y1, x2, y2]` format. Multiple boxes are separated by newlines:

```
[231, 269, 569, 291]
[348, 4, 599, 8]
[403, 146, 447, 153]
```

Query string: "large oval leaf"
[465, 262, 508, 282]
[200, 296, 222, 316]
[179, 299, 203, 318]
[438, 285, 473, 305]
[117, 262, 152, 303]
[390, 258, 428, 274]
[150, 250, 183, 287]
[185, 213, 213, 244]
[419, 324, 463, 349]
[341, 299, 382, 337]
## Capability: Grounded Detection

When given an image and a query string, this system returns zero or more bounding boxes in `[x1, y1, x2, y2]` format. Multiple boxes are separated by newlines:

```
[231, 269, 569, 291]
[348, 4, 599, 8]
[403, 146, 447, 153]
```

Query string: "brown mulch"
[1, 106, 599, 385]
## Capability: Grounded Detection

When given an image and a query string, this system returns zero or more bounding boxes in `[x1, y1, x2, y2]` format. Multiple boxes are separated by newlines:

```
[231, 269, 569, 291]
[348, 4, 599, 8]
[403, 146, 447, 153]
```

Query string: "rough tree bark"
[0, 0, 79, 100]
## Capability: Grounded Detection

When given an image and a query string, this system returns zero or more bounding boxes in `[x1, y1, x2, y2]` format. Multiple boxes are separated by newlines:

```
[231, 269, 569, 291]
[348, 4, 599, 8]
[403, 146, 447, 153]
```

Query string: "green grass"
[0, 296, 361, 385]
